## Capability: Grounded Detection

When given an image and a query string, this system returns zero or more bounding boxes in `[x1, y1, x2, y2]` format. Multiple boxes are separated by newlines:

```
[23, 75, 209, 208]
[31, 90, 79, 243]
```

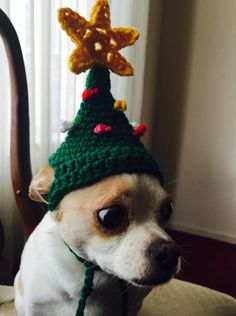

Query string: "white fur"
[14, 213, 149, 316]
[15, 174, 179, 316]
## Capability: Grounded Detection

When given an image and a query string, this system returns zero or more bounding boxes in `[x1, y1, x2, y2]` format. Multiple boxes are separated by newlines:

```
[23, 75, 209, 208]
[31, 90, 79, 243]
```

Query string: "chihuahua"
[14, 165, 180, 316]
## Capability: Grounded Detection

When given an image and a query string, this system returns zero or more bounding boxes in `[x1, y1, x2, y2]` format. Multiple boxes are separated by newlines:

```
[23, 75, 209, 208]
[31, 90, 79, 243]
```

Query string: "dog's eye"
[97, 205, 126, 230]
[160, 201, 173, 221]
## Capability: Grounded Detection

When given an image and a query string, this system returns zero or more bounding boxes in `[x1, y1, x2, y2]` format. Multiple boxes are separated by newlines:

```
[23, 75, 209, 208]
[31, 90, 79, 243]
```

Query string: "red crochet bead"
[82, 87, 99, 101]
[132, 124, 147, 137]
[94, 124, 112, 134]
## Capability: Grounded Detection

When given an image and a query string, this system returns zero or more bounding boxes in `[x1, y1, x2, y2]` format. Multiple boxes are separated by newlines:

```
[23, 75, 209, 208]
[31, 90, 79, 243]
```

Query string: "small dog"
[14, 165, 180, 316]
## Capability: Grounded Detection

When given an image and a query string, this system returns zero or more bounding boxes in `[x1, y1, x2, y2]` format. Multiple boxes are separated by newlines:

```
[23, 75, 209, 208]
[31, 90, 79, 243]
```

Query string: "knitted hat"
[47, 2, 163, 211]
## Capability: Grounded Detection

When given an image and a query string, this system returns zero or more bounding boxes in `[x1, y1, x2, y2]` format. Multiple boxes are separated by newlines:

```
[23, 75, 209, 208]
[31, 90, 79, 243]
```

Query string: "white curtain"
[0, 0, 158, 278]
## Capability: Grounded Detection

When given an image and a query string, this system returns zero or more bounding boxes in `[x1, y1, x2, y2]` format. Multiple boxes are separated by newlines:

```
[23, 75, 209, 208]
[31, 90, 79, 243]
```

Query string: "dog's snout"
[148, 241, 180, 269]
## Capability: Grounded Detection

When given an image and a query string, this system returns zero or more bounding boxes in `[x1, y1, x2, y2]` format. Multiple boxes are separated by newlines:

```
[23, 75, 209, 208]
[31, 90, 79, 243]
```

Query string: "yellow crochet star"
[58, 0, 140, 76]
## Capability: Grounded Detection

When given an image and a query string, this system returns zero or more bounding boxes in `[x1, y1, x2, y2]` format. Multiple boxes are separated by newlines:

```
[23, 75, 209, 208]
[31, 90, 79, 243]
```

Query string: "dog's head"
[29, 165, 180, 287]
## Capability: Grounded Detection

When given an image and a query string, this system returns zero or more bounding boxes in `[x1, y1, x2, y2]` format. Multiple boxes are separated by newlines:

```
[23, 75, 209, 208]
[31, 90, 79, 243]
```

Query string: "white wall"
[152, 0, 236, 244]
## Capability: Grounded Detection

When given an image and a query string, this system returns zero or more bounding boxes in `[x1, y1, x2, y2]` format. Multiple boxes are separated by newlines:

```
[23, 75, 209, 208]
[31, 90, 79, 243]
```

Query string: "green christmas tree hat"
[47, 1, 163, 211]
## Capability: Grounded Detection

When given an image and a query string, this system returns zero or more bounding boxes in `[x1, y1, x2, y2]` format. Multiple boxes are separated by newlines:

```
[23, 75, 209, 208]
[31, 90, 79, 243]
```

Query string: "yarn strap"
[67, 244, 100, 316]
[67, 243, 129, 316]
[75, 264, 96, 316]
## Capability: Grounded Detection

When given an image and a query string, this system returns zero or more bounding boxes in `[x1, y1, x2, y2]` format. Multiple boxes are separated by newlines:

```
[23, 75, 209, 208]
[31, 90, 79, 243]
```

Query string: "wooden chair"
[0, 9, 45, 239]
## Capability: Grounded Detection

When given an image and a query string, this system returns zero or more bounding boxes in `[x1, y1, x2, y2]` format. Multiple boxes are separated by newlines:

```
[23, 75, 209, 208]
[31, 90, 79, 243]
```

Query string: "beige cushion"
[139, 279, 236, 316]
[0, 302, 16, 316]
[1, 279, 236, 315]
[0, 286, 16, 316]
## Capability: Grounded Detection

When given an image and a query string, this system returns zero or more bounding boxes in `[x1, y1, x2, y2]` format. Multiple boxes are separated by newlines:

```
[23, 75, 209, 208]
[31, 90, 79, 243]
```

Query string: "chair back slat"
[0, 9, 45, 238]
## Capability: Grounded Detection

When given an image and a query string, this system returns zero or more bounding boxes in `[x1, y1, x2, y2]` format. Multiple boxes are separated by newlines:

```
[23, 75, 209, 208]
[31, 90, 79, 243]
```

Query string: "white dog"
[14, 165, 180, 316]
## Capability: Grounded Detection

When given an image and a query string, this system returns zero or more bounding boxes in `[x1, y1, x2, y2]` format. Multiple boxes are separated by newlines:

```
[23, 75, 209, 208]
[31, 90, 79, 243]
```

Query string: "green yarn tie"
[67, 245, 100, 316]
[67, 244, 128, 316]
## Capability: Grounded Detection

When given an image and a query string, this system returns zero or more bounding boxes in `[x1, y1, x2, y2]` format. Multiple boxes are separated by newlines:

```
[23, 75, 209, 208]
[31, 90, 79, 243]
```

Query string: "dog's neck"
[66, 243, 103, 316]
[44, 213, 150, 316]
[62, 236, 138, 316]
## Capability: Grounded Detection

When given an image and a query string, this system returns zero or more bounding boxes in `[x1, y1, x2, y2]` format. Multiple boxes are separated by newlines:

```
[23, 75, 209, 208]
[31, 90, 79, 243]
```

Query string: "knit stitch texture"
[48, 66, 163, 211]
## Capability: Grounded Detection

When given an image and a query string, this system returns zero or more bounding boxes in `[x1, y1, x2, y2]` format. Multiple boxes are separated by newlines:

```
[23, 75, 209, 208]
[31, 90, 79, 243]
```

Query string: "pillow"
[139, 279, 236, 316]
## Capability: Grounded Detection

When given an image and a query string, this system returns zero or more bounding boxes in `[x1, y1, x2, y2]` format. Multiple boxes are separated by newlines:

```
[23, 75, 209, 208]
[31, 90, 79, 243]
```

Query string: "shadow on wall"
[151, 0, 197, 187]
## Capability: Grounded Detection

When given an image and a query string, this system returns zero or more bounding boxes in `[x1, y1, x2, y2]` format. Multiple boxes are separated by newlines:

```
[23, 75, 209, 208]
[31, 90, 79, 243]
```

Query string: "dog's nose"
[148, 241, 180, 269]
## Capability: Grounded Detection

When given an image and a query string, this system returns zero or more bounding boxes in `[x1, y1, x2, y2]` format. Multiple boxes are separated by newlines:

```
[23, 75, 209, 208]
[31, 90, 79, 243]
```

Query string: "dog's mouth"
[130, 266, 178, 288]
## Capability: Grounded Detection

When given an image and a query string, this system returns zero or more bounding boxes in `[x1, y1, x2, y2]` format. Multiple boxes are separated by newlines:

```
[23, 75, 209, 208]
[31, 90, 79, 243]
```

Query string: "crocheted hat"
[47, 1, 163, 211]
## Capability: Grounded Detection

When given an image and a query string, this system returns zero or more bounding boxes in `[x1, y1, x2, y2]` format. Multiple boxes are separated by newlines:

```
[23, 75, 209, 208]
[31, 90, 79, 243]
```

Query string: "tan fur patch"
[57, 174, 136, 238]
[55, 174, 166, 240]
[28, 165, 54, 203]
[55, 209, 63, 222]
[18, 274, 24, 296]
[59, 175, 135, 214]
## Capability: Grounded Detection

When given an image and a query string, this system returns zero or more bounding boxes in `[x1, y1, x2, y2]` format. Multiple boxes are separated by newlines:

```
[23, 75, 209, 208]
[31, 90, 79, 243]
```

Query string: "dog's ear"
[28, 165, 54, 204]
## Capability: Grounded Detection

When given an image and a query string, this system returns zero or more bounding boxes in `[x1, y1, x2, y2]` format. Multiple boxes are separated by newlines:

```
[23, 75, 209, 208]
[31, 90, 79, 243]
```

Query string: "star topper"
[58, 0, 140, 76]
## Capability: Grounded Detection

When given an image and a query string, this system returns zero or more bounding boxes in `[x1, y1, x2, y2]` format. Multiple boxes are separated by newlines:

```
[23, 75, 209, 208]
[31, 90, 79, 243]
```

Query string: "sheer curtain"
[0, 0, 159, 275]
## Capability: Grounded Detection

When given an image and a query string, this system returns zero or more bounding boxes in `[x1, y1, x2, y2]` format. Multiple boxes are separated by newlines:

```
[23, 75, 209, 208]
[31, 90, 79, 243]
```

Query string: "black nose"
[148, 241, 180, 269]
